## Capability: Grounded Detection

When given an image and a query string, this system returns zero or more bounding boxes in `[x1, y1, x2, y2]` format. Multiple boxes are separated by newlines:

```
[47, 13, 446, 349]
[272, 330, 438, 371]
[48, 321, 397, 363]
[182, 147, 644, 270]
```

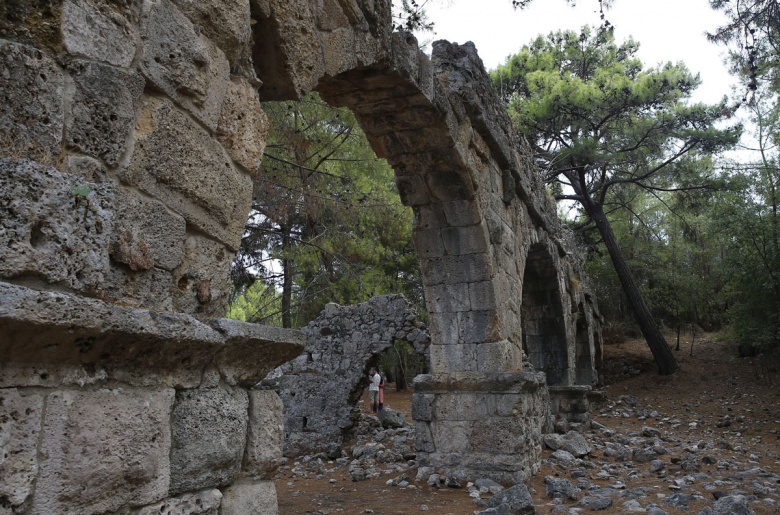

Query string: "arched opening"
[522, 242, 568, 386]
[228, 90, 424, 329]
[575, 302, 594, 385]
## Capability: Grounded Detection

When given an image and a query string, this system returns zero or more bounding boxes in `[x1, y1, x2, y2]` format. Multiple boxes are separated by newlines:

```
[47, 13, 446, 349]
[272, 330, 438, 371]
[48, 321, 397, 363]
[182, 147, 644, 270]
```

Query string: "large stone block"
[135, 489, 222, 515]
[440, 222, 490, 256]
[139, 0, 229, 131]
[428, 340, 518, 374]
[209, 318, 306, 386]
[411, 227, 445, 260]
[33, 388, 174, 514]
[0, 283, 305, 387]
[425, 282, 470, 313]
[171, 0, 251, 67]
[103, 265, 175, 312]
[320, 26, 356, 77]
[170, 387, 249, 494]
[0, 40, 64, 161]
[470, 417, 529, 455]
[217, 78, 270, 176]
[469, 278, 498, 311]
[443, 199, 482, 227]
[429, 343, 479, 373]
[114, 188, 186, 272]
[420, 253, 493, 286]
[414, 421, 435, 453]
[243, 389, 283, 479]
[0, 158, 184, 309]
[428, 312, 459, 346]
[66, 60, 145, 165]
[411, 393, 434, 422]
[433, 393, 480, 421]
[316, 0, 367, 31]
[0, 389, 43, 512]
[220, 481, 278, 515]
[252, 0, 323, 100]
[61, 0, 138, 67]
[172, 233, 234, 317]
[460, 310, 502, 344]
[121, 97, 252, 250]
[0, 158, 112, 293]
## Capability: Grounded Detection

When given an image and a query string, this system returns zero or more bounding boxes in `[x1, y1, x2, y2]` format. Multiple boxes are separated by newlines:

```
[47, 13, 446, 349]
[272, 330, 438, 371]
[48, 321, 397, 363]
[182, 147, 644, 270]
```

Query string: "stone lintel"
[0, 282, 304, 386]
[413, 371, 546, 394]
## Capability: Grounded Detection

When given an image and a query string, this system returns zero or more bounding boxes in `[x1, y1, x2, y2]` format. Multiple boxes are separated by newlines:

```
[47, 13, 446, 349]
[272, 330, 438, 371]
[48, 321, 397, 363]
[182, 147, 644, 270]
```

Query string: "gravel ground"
[275, 334, 780, 514]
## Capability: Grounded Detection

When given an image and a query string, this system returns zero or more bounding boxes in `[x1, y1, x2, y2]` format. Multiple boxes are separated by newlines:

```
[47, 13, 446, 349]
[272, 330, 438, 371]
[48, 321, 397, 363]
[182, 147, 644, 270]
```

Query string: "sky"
[421, 0, 738, 105]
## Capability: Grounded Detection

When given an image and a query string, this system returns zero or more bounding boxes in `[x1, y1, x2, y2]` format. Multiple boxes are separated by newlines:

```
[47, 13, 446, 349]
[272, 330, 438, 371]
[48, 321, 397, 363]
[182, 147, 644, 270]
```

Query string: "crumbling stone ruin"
[0, 0, 602, 513]
[263, 294, 430, 456]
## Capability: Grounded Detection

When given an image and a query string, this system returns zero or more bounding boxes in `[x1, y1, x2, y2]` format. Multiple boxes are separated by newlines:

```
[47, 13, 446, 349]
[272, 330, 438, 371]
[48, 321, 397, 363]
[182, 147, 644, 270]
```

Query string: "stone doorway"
[522, 242, 569, 386]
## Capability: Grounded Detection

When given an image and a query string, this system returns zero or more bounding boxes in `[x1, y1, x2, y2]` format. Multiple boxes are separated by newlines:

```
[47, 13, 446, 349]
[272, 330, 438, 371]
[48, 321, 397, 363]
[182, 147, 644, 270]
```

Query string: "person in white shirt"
[368, 367, 381, 413]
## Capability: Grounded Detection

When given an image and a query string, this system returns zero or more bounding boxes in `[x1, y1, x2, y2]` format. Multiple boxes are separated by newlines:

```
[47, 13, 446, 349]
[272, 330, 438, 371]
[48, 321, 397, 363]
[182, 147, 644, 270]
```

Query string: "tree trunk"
[280, 226, 293, 329]
[395, 363, 407, 391]
[588, 202, 679, 375]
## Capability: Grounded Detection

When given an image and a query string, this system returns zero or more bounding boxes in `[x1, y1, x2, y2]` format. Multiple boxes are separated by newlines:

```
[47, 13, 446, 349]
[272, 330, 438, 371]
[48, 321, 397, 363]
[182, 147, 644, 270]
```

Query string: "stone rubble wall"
[262, 295, 429, 456]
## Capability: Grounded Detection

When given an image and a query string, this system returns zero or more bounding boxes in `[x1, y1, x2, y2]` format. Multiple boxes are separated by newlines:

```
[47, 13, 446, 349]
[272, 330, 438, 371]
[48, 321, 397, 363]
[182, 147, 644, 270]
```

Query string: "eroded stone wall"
[0, 0, 265, 317]
[0, 0, 325, 513]
[262, 295, 429, 456]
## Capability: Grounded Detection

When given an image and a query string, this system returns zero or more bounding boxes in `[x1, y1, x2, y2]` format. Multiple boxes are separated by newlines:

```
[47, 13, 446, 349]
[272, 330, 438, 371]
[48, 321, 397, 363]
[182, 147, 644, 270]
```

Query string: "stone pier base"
[548, 385, 593, 433]
[412, 372, 552, 484]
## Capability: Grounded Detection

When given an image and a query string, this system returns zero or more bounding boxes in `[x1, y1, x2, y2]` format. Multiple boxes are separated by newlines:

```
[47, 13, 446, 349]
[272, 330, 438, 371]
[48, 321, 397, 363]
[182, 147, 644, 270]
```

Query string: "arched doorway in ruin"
[521, 242, 569, 386]
[261, 295, 429, 457]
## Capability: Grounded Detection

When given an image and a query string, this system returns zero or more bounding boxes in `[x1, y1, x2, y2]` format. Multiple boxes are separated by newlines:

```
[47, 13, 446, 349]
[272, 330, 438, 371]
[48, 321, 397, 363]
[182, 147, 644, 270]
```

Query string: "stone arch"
[262, 295, 429, 456]
[0, 0, 608, 507]
[521, 241, 569, 386]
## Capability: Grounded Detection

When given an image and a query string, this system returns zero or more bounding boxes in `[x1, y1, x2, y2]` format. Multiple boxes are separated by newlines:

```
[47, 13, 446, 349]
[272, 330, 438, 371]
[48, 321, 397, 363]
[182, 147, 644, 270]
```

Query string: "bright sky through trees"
[423, 0, 736, 104]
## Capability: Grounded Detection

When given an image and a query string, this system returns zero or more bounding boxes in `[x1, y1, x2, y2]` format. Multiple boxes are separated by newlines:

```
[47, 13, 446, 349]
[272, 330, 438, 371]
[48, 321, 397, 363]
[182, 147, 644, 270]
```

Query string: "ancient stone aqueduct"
[0, 0, 603, 513]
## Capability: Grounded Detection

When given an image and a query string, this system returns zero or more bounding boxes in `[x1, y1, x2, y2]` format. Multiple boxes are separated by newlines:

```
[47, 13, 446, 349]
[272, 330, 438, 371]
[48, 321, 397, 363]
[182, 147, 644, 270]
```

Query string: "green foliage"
[708, 84, 780, 352]
[231, 93, 421, 328]
[227, 281, 283, 326]
[378, 340, 425, 390]
[492, 26, 740, 193]
[708, 0, 780, 92]
[492, 26, 739, 373]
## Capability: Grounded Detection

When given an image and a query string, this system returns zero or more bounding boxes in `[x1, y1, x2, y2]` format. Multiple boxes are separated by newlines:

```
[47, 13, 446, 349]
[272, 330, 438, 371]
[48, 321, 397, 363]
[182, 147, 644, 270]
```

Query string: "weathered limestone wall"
[413, 372, 552, 484]
[0, 281, 304, 514]
[0, 0, 271, 316]
[312, 38, 602, 477]
[0, 0, 349, 512]
[262, 295, 429, 456]
[1, 0, 603, 510]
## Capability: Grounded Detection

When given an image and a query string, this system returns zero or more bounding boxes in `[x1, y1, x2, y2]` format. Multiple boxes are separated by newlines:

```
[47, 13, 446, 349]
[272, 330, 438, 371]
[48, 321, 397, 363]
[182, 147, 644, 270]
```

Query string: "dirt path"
[275, 334, 780, 514]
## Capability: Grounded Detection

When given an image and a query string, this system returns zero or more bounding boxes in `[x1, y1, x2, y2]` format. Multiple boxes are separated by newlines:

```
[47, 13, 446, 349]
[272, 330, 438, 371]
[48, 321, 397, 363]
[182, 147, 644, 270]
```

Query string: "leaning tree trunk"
[588, 202, 679, 375]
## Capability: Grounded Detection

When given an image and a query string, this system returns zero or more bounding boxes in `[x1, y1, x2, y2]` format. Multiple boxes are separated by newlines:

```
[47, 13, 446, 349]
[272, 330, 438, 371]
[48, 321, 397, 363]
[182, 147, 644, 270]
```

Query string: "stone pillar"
[413, 372, 552, 483]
